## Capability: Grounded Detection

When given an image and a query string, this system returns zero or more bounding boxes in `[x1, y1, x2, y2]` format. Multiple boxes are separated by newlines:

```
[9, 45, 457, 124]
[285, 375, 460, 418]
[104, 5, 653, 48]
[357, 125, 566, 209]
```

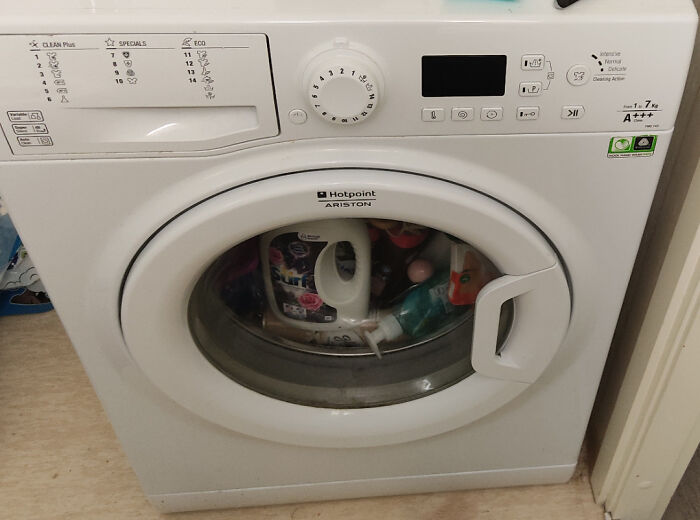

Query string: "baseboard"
[149, 463, 577, 513]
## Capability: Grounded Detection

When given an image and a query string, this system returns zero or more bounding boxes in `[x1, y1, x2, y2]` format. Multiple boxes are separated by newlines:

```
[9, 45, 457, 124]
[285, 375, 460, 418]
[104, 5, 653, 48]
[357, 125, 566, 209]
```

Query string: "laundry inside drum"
[188, 218, 513, 408]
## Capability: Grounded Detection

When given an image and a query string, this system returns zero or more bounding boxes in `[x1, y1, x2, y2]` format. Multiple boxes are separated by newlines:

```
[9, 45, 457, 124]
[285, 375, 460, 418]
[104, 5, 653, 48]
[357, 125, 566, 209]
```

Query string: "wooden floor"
[0, 311, 604, 520]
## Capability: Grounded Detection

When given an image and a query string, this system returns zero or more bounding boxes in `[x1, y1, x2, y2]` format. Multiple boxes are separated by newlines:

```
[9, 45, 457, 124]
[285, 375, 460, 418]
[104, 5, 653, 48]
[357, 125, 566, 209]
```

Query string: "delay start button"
[481, 107, 503, 121]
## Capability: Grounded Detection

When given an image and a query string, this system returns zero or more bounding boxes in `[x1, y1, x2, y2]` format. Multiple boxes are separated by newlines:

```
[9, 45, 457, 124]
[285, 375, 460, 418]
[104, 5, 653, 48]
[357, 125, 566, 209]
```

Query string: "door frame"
[591, 168, 700, 520]
[120, 168, 571, 448]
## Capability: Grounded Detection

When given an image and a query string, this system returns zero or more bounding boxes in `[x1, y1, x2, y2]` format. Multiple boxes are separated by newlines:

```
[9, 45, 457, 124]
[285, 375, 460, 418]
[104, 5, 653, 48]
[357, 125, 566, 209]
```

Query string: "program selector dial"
[304, 50, 382, 125]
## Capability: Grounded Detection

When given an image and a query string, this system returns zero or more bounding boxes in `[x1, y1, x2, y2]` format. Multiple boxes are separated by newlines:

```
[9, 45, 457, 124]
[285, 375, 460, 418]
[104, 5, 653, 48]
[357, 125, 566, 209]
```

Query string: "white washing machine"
[0, 0, 696, 513]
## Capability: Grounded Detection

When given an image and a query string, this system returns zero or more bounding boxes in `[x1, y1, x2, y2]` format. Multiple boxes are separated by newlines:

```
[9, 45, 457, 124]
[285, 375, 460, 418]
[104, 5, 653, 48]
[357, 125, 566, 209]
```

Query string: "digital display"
[422, 55, 507, 97]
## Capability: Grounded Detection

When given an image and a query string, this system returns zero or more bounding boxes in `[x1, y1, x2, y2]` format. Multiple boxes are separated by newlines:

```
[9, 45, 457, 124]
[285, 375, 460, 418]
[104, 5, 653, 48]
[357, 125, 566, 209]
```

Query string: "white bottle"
[260, 219, 371, 331]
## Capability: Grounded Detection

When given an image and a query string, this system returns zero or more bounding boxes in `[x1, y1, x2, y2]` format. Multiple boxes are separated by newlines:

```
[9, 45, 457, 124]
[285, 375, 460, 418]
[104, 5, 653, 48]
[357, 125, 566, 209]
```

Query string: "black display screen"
[422, 55, 507, 97]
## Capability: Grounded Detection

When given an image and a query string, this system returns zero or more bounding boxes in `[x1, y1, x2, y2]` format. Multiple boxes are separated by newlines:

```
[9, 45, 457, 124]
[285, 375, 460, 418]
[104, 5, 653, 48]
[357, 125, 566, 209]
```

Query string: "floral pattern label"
[268, 232, 337, 323]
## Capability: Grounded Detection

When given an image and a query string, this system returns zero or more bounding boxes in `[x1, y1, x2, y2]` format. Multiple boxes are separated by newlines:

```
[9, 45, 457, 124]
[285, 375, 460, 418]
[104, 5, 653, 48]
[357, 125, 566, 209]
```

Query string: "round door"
[120, 169, 571, 448]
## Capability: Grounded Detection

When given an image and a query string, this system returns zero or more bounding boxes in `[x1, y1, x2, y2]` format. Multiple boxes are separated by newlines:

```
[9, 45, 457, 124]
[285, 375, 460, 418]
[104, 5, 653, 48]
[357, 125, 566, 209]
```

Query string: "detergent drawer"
[0, 33, 278, 155]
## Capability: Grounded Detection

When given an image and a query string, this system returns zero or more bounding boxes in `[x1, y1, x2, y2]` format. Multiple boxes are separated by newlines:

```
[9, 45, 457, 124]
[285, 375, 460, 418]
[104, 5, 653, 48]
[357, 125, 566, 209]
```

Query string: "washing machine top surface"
[0, 0, 695, 20]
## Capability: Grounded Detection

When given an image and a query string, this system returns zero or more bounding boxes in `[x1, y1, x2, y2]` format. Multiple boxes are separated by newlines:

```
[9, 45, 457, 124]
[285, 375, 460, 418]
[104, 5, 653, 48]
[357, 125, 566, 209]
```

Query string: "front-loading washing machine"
[0, 0, 696, 512]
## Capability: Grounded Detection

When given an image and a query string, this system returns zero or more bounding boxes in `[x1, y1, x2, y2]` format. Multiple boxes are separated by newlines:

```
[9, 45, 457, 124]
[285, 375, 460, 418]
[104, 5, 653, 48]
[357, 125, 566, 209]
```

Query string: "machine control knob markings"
[304, 49, 382, 125]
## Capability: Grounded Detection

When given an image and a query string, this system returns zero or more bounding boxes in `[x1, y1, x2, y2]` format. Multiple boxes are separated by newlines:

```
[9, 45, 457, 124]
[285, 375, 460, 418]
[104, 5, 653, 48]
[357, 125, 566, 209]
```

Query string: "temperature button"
[422, 108, 445, 122]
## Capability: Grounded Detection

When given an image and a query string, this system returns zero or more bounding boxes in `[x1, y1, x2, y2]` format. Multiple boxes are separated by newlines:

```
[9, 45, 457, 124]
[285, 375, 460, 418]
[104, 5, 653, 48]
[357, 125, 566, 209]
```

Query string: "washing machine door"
[121, 169, 571, 448]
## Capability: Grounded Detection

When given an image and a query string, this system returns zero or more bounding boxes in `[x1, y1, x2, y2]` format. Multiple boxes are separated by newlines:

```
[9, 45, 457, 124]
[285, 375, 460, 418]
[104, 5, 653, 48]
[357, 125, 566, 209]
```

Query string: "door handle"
[472, 265, 571, 383]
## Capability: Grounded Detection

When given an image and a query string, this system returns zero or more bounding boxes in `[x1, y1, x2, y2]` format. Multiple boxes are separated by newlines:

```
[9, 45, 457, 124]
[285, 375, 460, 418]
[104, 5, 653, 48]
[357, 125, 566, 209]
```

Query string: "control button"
[451, 107, 474, 121]
[7, 110, 44, 122]
[567, 65, 591, 86]
[519, 82, 542, 97]
[481, 107, 503, 121]
[516, 107, 540, 121]
[422, 108, 445, 122]
[305, 51, 382, 125]
[288, 108, 308, 124]
[17, 136, 53, 147]
[521, 55, 545, 71]
[12, 123, 48, 135]
[561, 105, 585, 119]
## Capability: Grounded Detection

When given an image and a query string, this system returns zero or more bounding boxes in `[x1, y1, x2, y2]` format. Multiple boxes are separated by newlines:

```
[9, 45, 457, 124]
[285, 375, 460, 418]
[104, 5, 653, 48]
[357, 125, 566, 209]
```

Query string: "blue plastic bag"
[0, 200, 53, 315]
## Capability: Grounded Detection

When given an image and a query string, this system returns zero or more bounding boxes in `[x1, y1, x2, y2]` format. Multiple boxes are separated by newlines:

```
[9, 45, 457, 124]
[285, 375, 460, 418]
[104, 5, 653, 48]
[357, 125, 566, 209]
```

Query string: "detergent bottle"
[447, 241, 497, 306]
[364, 269, 464, 352]
[260, 219, 371, 331]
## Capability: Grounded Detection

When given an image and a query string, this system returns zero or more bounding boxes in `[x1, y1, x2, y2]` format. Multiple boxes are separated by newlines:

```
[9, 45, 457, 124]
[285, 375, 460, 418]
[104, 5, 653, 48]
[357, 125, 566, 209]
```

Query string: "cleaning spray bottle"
[364, 269, 463, 356]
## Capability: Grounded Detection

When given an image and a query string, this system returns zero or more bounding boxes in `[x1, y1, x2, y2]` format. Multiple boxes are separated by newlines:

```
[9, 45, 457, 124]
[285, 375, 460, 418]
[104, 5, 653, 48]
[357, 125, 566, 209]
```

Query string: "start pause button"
[561, 105, 585, 119]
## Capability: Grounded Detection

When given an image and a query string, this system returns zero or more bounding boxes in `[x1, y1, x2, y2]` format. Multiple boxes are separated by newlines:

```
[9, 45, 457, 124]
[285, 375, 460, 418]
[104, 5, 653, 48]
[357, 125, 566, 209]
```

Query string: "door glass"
[189, 218, 513, 408]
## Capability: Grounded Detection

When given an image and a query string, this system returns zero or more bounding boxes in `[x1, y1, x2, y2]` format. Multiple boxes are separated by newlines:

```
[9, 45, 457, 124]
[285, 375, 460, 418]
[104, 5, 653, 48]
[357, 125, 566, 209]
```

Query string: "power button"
[288, 108, 308, 124]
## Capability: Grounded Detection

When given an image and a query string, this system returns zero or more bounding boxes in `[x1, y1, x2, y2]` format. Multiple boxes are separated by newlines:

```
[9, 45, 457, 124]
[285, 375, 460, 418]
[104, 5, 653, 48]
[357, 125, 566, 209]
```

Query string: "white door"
[120, 169, 571, 448]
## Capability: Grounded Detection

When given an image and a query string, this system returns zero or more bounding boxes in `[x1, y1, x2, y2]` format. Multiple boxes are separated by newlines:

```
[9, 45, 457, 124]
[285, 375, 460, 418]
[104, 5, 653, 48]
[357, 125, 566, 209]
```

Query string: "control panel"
[270, 21, 691, 142]
[418, 52, 576, 125]
[0, 34, 278, 155]
[411, 50, 649, 128]
[0, 13, 693, 158]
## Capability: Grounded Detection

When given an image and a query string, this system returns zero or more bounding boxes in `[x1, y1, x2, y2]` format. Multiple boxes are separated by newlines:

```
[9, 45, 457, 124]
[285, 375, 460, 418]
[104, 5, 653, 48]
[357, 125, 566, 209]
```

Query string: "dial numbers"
[307, 64, 378, 125]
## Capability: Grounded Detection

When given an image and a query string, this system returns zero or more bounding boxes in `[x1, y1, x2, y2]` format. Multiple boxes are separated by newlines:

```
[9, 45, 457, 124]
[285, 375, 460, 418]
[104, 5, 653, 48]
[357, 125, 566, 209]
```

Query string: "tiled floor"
[0, 312, 604, 519]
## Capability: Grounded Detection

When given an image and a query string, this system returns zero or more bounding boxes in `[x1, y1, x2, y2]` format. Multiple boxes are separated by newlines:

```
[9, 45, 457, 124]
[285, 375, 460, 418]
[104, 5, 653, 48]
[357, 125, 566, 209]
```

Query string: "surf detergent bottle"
[260, 219, 371, 331]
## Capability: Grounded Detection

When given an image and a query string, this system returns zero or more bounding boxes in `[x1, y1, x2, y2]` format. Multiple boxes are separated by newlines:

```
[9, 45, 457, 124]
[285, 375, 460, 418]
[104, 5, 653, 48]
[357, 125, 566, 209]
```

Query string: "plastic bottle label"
[268, 232, 338, 323]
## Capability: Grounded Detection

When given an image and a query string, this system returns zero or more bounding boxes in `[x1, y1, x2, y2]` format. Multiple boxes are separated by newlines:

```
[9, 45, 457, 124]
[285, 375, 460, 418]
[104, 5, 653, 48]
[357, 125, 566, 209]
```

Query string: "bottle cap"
[367, 225, 382, 243]
[387, 230, 428, 249]
[364, 314, 403, 358]
[407, 258, 434, 283]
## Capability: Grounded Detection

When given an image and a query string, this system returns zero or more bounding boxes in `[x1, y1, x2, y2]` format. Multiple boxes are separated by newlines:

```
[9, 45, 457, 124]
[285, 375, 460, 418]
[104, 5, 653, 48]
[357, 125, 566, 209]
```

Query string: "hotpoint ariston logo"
[315, 189, 377, 208]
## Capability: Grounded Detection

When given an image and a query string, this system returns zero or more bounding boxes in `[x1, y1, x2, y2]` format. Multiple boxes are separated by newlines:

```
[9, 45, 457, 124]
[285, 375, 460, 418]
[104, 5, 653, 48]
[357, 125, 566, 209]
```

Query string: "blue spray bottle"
[364, 270, 462, 357]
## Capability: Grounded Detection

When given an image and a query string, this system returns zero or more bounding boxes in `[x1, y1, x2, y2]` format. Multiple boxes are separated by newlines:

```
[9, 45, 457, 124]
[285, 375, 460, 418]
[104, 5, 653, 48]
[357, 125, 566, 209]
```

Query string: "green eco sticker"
[608, 135, 657, 158]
